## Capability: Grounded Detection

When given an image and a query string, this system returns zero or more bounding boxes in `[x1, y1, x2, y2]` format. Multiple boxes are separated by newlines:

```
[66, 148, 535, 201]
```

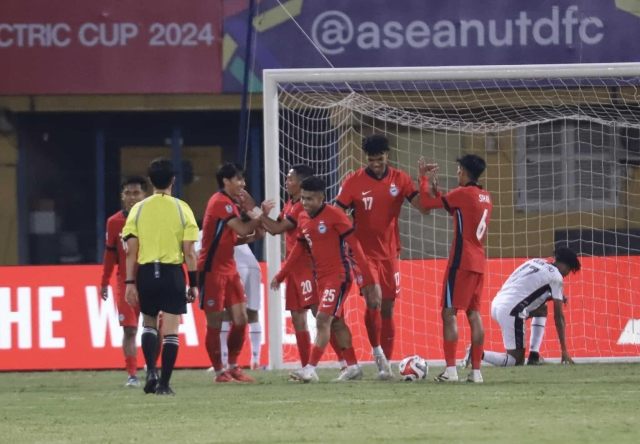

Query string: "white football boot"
[375, 354, 394, 381]
[464, 371, 484, 383]
[332, 366, 364, 382]
[288, 368, 319, 383]
[435, 369, 459, 382]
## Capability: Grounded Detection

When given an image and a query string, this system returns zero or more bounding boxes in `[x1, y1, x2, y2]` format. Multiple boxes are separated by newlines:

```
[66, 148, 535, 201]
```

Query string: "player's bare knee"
[246, 309, 259, 324]
[123, 326, 137, 339]
[315, 313, 332, 330]
[291, 310, 308, 332]
[381, 299, 395, 319]
[205, 311, 224, 329]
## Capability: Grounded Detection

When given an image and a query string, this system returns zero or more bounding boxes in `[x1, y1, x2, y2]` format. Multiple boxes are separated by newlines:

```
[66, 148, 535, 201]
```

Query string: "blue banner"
[222, 0, 640, 92]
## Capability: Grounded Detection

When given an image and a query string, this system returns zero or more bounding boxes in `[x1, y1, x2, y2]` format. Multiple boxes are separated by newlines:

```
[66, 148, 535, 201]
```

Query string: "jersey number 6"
[476, 209, 489, 240]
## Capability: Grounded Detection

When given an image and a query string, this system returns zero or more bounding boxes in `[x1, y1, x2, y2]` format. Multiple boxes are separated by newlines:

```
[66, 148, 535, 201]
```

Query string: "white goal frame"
[262, 62, 640, 370]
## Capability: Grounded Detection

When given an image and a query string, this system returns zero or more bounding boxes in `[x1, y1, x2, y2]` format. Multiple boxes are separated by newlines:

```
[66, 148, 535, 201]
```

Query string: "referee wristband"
[188, 271, 198, 288]
[252, 206, 263, 217]
[124, 279, 135, 285]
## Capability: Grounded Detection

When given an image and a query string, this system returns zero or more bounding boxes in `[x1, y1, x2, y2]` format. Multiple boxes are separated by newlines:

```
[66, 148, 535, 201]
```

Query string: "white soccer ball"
[398, 355, 428, 381]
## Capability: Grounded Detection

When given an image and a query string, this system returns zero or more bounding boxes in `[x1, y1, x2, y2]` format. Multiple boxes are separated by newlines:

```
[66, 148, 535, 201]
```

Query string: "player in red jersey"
[199, 162, 274, 383]
[271, 176, 383, 382]
[99, 176, 147, 387]
[336, 135, 432, 375]
[418, 154, 493, 383]
[260, 165, 346, 370]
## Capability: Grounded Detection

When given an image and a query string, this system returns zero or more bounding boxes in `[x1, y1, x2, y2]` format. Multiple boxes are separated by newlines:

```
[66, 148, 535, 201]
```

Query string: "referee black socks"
[141, 327, 159, 371]
[159, 334, 179, 388]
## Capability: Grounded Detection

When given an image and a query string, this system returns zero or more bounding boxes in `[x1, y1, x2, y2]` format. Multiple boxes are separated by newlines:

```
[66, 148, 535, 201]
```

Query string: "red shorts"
[317, 279, 352, 318]
[199, 272, 246, 312]
[285, 265, 318, 311]
[352, 257, 400, 299]
[441, 268, 484, 311]
[116, 281, 140, 327]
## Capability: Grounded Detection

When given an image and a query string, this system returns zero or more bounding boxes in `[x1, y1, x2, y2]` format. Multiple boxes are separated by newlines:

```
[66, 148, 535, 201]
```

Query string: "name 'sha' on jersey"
[492, 258, 564, 317]
[336, 167, 418, 260]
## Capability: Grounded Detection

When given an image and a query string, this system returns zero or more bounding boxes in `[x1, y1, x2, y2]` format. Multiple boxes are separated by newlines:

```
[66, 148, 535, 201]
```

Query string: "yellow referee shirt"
[122, 193, 199, 265]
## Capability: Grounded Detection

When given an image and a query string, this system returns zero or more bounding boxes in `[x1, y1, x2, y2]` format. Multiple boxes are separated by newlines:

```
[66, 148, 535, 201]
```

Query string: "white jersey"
[492, 258, 564, 318]
[194, 230, 259, 269]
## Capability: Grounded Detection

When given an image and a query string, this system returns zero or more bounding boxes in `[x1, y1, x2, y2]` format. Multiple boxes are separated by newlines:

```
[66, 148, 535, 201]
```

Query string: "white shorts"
[238, 267, 262, 312]
[491, 302, 526, 351]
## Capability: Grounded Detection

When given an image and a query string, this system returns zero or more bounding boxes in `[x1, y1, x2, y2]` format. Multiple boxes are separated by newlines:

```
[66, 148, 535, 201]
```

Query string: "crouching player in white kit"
[196, 230, 264, 369]
[463, 247, 581, 367]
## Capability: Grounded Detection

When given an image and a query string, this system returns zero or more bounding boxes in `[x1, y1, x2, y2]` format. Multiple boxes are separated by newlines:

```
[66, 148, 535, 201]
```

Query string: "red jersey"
[198, 191, 240, 275]
[420, 179, 493, 273]
[278, 198, 304, 258]
[276, 204, 374, 287]
[336, 166, 418, 260]
[100, 210, 128, 287]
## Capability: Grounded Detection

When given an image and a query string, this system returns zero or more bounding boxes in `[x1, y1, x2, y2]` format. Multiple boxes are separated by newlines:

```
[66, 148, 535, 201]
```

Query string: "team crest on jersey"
[225, 205, 233, 213]
[119, 314, 125, 322]
[207, 300, 214, 307]
[318, 222, 327, 234]
[390, 183, 399, 196]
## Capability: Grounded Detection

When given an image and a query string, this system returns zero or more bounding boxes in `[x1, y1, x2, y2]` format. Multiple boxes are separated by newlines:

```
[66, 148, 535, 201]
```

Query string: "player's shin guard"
[308, 345, 326, 367]
[295, 331, 311, 367]
[329, 331, 343, 362]
[227, 324, 247, 367]
[530, 317, 547, 353]
[471, 344, 483, 370]
[125, 356, 137, 377]
[365, 308, 382, 348]
[205, 326, 224, 372]
[159, 335, 179, 387]
[381, 318, 395, 360]
[443, 340, 458, 368]
[483, 351, 516, 367]
[249, 322, 262, 365]
[141, 327, 159, 371]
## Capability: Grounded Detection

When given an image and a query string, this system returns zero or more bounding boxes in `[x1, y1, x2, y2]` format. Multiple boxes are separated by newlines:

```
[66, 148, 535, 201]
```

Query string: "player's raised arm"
[262, 165, 315, 234]
[228, 196, 275, 237]
[259, 212, 295, 235]
[407, 161, 437, 214]
[417, 157, 447, 210]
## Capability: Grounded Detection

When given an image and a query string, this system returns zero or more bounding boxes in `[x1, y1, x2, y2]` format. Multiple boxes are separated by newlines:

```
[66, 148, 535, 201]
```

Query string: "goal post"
[263, 63, 640, 370]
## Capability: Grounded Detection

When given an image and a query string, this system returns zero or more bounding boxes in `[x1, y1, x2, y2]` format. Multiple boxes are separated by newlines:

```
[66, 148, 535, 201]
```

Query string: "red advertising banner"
[0, 0, 223, 94]
[0, 258, 638, 371]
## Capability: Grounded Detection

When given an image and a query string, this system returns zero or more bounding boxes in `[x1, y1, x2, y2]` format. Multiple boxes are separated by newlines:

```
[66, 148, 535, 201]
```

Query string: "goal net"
[262, 63, 640, 369]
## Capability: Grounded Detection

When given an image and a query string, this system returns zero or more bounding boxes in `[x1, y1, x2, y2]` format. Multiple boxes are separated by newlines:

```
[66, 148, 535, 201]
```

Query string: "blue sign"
[223, 0, 640, 92]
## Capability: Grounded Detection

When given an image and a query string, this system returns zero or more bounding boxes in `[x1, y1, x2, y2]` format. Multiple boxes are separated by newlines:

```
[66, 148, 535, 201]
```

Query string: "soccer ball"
[398, 355, 428, 381]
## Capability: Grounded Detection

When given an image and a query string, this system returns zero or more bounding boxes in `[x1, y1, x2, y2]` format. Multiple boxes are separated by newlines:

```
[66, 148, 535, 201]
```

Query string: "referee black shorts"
[137, 263, 187, 316]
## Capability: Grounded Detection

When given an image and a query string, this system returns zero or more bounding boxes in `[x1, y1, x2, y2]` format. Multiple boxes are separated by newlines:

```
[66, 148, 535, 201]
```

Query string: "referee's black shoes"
[144, 369, 159, 394]
[155, 385, 175, 396]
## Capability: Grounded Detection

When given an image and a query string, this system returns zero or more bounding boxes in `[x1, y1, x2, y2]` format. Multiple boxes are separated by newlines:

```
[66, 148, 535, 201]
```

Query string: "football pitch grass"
[1, 364, 639, 443]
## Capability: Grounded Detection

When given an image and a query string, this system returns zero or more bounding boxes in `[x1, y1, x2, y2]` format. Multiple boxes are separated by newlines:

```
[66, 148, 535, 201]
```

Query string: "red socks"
[125, 356, 137, 377]
[444, 340, 458, 368]
[227, 323, 247, 366]
[329, 331, 343, 361]
[381, 317, 395, 360]
[364, 308, 382, 348]
[471, 344, 483, 370]
[295, 331, 311, 367]
[309, 345, 326, 367]
[342, 347, 358, 366]
[205, 327, 223, 371]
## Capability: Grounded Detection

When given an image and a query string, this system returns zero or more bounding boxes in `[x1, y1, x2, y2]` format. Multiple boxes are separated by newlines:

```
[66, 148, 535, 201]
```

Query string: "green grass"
[1, 364, 639, 443]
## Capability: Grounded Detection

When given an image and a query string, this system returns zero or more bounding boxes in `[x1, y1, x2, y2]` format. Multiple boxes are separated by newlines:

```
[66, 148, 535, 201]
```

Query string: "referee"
[122, 158, 199, 396]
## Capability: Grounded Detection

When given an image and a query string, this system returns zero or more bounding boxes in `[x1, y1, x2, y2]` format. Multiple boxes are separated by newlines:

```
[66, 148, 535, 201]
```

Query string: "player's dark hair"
[362, 135, 390, 155]
[121, 176, 147, 192]
[216, 162, 245, 189]
[553, 247, 581, 274]
[457, 154, 486, 182]
[300, 176, 326, 194]
[291, 164, 314, 181]
[147, 158, 175, 190]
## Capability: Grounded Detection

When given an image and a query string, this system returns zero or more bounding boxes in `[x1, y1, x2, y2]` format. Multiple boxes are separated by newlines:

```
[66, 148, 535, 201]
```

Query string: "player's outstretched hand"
[561, 350, 575, 364]
[125, 284, 138, 306]
[187, 286, 199, 303]
[99, 285, 109, 301]
[261, 199, 276, 216]
[270, 277, 282, 291]
[418, 157, 439, 178]
[239, 190, 257, 213]
[431, 170, 440, 195]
